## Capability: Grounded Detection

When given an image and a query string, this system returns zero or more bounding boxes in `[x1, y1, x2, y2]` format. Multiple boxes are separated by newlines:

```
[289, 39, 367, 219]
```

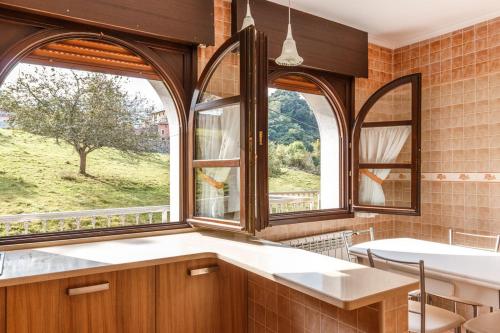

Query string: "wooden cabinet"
[116, 267, 155, 333]
[6, 267, 155, 333]
[156, 258, 247, 333]
[156, 258, 221, 333]
[3, 259, 246, 333]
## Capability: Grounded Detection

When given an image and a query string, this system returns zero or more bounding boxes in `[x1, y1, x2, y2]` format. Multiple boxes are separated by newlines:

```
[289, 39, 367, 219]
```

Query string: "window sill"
[269, 210, 354, 226]
[0, 223, 192, 249]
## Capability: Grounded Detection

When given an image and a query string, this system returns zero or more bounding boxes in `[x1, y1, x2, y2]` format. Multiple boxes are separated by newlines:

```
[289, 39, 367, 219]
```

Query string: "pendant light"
[275, 0, 303, 66]
[240, 0, 255, 30]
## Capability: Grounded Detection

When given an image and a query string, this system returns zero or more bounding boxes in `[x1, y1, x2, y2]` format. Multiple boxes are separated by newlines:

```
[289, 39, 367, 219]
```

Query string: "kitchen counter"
[0, 231, 418, 310]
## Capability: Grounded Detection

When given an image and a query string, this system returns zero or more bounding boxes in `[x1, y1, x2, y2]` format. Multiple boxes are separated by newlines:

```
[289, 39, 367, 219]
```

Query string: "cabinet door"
[7, 279, 71, 333]
[156, 258, 221, 333]
[218, 260, 247, 333]
[67, 272, 117, 333]
[156, 259, 247, 333]
[116, 267, 155, 333]
[6, 268, 154, 333]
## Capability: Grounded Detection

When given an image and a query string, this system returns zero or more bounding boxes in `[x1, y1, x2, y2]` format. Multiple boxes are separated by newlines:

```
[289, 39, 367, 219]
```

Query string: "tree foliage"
[268, 89, 319, 150]
[268, 89, 321, 178]
[0, 67, 160, 175]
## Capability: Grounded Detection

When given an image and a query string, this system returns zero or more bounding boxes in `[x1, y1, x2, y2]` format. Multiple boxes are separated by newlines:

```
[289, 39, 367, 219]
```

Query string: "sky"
[2, 63, 165, 111]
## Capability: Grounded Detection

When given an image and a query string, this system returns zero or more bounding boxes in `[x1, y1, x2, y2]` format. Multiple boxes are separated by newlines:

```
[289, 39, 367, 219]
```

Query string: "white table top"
[350, 238, 500, 289]
[0, 231, 418, 310]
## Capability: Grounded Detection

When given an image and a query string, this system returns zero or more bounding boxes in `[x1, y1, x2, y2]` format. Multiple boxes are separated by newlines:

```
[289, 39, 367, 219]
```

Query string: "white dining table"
[349, 238, 500, 308]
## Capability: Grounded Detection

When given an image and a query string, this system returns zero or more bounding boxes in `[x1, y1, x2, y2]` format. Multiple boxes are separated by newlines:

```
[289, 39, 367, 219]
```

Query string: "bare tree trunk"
[79, 150, 87, 175]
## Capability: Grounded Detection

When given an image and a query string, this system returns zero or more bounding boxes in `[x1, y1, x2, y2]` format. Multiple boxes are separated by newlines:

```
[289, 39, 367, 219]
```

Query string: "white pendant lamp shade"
[275, 1, 303, 66]
[240, 0, 255, 30]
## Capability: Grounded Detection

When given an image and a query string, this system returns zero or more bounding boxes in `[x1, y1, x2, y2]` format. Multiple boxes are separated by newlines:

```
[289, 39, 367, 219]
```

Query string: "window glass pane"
[358, 168, 412, 208]
[195, 105, 240, 160]
[362, 83, 412, 122]
[0, 38, 179, 237]
[268, 76, 341, 214]
[194, 167, 240, 221]
[200, 44, 240, 103]
[359, 126, 412, 164]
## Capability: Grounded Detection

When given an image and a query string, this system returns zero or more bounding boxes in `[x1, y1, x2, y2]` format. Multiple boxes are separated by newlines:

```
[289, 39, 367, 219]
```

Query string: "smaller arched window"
[352, 73, 421, 216]
[263, 72, 351, 225]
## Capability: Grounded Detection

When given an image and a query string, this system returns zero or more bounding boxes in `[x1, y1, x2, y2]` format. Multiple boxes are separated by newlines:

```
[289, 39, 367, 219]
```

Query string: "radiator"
[280, 230, 353, 261]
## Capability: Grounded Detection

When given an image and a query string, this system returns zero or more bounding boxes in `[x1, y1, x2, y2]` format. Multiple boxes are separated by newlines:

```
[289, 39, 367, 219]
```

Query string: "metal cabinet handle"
[188, 265, 219, 276]
[67, 282, 110, 296]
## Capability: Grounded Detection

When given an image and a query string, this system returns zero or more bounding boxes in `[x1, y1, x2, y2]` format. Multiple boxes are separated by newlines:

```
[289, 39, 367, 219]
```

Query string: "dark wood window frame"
[0, 16, 192, 245]
[265, 69, 354, 226]
[352, 73, 422, 215]
[187, 26, 268, 234]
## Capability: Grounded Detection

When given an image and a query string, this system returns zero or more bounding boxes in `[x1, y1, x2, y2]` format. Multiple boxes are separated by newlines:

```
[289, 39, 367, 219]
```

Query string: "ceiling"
[268, 0, 500, 49]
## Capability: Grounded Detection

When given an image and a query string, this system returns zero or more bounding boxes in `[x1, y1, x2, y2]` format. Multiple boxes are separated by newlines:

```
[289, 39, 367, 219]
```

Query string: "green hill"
[0, 128, 319, 217]
[0, 128, 170, 216]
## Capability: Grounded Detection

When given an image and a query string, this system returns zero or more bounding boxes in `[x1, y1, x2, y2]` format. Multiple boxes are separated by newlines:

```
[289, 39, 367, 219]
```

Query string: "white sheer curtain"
[357, 126, 411, 218]
[198, 105, 240, 218]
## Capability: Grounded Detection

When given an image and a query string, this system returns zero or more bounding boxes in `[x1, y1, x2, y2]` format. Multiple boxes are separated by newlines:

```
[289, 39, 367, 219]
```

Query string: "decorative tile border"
[384, 172, 500, 182]
[421, 173, 500, 182]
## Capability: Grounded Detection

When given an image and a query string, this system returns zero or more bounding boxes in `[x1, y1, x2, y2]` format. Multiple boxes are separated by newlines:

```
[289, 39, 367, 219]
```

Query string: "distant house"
[0, 110, 10, 129]
[150, 110, 169, 139]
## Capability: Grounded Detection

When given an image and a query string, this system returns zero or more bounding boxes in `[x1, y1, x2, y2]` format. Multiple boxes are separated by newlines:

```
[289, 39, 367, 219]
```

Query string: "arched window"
[266, 73, 350, 224]
[0, 37, 183, 240]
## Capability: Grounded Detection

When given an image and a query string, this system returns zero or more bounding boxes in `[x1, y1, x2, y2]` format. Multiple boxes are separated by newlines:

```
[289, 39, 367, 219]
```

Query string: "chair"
[448, 229, 500, 252]
[439, 228, 499, 316]
[463, 311, 500, 333]
[367, 249, 465, 333]
[341, 226, 374, 262]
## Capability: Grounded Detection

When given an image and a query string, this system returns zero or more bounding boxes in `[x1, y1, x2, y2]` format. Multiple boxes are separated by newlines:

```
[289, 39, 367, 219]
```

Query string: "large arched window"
[0, 37, 183, 241]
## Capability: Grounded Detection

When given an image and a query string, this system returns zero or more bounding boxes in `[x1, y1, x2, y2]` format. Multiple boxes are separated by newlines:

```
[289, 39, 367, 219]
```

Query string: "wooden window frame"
[264, 70, 353, 226]
[187, 26, 267, 233]
[352, 73, 422, 215]
[0, 14, 193, 245]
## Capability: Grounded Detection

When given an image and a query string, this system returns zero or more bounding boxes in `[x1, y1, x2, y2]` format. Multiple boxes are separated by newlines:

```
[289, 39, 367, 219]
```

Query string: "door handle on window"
[67, 282, 110, 296]
[188, 265, 219, 276]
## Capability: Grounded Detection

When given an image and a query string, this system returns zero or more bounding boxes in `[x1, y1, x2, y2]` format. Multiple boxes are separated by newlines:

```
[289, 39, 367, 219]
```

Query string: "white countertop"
[0, 231, 418, 310]
[350, 238, 500, 289]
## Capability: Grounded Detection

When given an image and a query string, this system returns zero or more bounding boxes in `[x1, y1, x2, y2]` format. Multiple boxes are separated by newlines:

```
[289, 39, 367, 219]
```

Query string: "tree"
[0, 67, 159, 175]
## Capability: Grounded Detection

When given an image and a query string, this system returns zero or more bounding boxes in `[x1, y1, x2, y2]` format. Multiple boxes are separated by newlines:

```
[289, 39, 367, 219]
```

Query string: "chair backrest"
[342, 227, 375, 262]
[367, 248, 426, 333]
[448, 228, 500, 252]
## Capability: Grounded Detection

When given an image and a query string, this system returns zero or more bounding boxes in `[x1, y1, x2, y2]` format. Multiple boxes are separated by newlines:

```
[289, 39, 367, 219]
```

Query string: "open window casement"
[188, 26, 268, 233]
[352, 73, 422, 216]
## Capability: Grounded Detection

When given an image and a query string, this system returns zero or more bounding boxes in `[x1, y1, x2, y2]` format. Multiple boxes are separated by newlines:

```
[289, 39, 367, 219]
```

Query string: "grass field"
[268, 169, 319, 192]
[0, 128, 319, 217]
[0, 129, 170, 215]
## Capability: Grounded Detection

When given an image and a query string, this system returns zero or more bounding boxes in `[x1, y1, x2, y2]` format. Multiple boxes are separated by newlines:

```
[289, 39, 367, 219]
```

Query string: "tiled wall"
[206, 1, 500, 246]
[394, 17, 500, 244]
[247, 271, 409, 333]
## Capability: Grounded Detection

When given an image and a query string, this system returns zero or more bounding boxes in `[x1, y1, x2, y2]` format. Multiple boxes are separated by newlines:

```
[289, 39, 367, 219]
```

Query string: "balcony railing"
[269, 190, 320, 213]
[0, 190, 320, 236]
[0, 205, 170, 236]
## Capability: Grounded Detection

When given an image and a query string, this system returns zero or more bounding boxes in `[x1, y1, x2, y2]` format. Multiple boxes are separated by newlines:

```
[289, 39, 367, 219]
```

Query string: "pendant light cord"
[288, 0, 291, 24]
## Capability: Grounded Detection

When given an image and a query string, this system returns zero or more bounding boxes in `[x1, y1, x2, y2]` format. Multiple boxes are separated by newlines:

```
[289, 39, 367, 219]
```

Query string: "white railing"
[269, 190, 320, 213]
[0, 205, 170, 236]
[0, 190, 320, 236]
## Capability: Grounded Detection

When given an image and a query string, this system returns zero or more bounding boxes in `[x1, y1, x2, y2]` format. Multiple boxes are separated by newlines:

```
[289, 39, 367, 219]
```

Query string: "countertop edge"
[0, 232, 420, 310]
